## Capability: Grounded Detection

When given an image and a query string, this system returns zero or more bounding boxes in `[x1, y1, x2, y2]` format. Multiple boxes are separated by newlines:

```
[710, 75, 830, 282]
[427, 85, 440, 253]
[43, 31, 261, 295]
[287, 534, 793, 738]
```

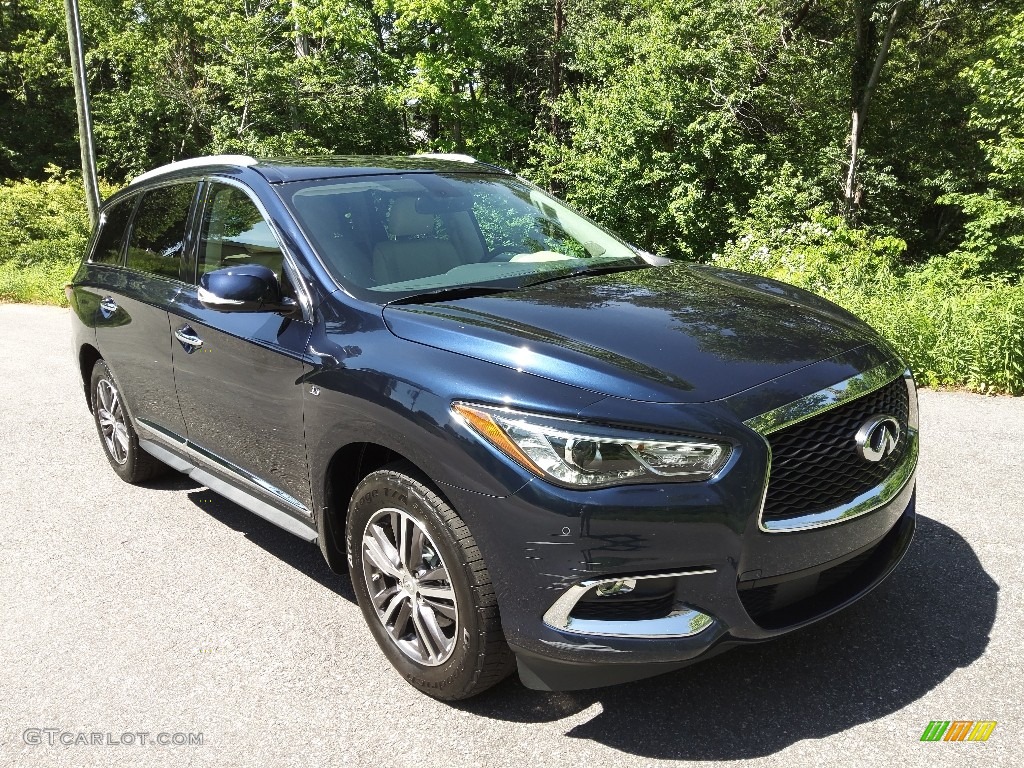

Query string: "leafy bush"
[0, 169, 115, 305]
[715, 209, 1024, 394]
[0, 258, 77, 305]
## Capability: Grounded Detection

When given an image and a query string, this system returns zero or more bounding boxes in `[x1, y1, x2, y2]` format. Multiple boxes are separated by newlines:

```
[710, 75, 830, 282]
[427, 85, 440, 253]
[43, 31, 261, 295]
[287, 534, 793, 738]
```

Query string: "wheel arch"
[317, 441, 438, 574]
[79, 343, 103, 409]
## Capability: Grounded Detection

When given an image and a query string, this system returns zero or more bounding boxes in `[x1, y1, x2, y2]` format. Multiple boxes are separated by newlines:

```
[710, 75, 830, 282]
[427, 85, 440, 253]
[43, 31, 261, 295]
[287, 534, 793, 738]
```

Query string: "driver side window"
[198, 184, 285, 282]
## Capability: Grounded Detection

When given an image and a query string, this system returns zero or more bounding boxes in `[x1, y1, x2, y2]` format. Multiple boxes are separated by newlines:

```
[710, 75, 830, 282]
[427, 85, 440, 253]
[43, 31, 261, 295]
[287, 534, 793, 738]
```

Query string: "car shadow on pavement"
[140, 473, 203, 492]
[456, 515, 998, 760]
[184, 488, 356, 602]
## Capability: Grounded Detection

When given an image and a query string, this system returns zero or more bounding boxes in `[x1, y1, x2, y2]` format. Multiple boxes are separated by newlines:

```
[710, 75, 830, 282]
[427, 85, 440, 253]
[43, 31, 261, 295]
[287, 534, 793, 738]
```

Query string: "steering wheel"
[483, 244, 523, 262]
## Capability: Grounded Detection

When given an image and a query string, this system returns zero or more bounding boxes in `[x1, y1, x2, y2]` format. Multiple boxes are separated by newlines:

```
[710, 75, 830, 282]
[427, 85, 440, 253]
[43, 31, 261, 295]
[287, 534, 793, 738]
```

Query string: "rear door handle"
[99, 296, 118, 319]
[174, 325, 204, 352]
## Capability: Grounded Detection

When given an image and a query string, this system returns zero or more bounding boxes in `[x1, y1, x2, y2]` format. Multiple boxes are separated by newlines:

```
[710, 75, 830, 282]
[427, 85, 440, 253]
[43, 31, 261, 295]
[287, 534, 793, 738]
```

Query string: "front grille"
[762, 376, 910, 521]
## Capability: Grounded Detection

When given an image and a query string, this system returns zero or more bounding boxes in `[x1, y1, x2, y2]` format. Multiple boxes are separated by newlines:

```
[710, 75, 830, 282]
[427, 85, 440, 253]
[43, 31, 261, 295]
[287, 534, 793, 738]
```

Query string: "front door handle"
[99, 296, 118, 319]
[174, 326, 204, 352]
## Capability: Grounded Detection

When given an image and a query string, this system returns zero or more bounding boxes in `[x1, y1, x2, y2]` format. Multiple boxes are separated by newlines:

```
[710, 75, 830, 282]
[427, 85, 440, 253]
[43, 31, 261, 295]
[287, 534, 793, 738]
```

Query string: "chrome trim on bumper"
[744, 358, 907, 436]
[759, 428, 918, 532]
[542, 570, 717, 639]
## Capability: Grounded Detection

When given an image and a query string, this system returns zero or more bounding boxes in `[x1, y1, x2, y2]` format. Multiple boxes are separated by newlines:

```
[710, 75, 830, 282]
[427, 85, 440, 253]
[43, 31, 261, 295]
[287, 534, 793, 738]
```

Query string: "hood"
[382, 263, 891, 403]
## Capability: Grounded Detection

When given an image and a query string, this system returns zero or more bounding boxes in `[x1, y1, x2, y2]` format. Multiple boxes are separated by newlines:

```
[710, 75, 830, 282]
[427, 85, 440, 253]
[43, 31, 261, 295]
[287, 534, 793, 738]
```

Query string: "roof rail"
[410, 152, 517, 176]
[410, 152, 478, 164]
[130, 154, 258, 185]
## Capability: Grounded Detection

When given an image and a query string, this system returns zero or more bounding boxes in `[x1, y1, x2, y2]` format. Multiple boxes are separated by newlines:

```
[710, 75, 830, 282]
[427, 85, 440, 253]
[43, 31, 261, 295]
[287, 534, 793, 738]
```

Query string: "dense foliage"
[0, 0, 1022, 390]
[0, 169, 115, 303]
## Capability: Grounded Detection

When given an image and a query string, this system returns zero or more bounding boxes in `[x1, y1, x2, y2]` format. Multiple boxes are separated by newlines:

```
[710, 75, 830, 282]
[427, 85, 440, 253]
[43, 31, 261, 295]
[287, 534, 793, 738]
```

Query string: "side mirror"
[198, 264, 298, 315]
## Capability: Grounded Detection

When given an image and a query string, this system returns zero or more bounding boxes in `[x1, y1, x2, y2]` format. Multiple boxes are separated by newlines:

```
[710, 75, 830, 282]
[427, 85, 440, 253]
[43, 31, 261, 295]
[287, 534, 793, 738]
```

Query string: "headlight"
[452, 402, 732, 488]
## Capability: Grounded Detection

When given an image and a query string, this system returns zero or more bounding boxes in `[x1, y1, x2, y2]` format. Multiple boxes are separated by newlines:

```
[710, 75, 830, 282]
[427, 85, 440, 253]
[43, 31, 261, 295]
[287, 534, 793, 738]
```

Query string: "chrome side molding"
[137, 430, 318, 543]
[189, 466, 318, 543]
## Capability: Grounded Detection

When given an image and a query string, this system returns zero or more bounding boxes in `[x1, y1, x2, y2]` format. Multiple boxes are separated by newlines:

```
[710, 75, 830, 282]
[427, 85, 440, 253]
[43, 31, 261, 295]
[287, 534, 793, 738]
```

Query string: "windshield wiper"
[521, 261, 649, 289]
[386, 284, 515, 306]
[386, 262, 649, 305]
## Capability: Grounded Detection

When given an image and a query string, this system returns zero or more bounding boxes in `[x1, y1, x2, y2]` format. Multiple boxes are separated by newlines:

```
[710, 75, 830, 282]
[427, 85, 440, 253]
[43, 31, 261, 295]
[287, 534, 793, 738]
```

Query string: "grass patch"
[0, 259, 77, 305]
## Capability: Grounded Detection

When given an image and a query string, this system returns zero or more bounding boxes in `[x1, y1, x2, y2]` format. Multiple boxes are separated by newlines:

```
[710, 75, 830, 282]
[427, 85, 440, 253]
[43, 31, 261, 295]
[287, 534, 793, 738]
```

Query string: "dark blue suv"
[68, 154, 918, 699]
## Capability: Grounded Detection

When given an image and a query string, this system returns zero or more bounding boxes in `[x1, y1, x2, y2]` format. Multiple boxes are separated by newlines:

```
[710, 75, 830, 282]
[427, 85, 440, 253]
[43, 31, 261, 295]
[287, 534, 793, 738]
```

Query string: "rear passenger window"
[125, 184, 196, 280]
[198, 184, 284, 280]
[90, 197, 136, 265]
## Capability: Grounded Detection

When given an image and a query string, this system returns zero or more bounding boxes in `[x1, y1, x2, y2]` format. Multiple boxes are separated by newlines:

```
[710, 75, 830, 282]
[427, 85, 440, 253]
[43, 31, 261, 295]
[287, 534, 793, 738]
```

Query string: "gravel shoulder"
[0, 304, 1021, 768]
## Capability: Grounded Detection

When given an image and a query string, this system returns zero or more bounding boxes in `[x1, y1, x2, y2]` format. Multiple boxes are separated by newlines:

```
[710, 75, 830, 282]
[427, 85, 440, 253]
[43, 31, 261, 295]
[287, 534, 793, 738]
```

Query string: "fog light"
[595, 578, 636, 597]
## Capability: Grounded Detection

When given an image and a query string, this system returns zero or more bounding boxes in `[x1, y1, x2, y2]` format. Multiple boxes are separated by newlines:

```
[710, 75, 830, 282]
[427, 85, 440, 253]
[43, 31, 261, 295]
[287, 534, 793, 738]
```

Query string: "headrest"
[388, 196, 435, 238]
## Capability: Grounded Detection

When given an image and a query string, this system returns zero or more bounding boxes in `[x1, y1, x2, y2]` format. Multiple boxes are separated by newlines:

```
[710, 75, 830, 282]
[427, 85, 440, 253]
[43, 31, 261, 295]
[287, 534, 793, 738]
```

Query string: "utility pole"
[63, 0, 101, 227]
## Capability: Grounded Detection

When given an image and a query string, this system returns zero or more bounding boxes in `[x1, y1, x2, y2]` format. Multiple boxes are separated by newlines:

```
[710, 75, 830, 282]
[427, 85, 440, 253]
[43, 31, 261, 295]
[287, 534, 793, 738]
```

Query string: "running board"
[139, 439, 319, 543]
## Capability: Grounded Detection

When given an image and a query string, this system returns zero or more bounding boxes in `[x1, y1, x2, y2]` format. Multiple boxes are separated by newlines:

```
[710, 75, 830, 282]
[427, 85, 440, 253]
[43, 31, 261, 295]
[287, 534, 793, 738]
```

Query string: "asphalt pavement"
[0, 303, 1021, 768]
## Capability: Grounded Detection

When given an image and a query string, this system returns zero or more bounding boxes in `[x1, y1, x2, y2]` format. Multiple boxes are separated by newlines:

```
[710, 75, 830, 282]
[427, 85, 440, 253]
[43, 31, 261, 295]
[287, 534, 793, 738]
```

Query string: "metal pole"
[62, 0, 101, 227]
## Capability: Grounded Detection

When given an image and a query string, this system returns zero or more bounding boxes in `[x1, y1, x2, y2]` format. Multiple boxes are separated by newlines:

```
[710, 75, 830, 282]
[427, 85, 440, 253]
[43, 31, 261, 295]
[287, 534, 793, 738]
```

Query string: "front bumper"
[441, 421, 917, 691]
[513, 494, 915, 690]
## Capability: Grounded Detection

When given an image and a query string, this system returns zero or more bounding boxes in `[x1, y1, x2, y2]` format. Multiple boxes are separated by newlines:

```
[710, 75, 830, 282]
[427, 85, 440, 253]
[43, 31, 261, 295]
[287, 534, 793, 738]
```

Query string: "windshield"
[281, 173, 644, 300]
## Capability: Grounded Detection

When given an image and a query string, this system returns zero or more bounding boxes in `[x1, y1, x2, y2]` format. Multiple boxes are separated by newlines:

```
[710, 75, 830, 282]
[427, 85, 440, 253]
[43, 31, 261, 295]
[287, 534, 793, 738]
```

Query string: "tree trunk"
[550, 0, 564, 140]
[292, 0, 308, 58]
[62, 0, 101, 225]
[452, 80, 464, 151]
[843, 0, 905, 218]
[290, 0, 308, 133]
[548, 0, 566, 194]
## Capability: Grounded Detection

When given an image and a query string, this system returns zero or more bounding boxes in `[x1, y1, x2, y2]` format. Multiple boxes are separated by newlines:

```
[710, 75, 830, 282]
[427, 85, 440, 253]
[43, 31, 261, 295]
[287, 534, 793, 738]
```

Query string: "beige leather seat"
[373, 197, 461, 284]
[298, 194, 375, 286]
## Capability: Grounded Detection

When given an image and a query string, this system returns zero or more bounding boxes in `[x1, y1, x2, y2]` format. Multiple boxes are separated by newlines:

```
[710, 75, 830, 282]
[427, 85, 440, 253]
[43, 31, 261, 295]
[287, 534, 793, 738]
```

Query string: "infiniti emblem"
[855, 415, 901, 462]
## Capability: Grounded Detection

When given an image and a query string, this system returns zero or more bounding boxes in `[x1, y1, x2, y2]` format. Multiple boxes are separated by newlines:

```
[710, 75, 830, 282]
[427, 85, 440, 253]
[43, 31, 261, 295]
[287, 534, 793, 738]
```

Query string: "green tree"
[0, 0, 78, 177]
[937, 7, 1024, 278]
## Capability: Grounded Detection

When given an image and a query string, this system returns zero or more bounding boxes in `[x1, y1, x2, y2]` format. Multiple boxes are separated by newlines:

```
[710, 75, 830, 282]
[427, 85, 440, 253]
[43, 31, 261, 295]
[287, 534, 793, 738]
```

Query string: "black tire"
[90, 360, 168, 484]
[347, 462, 515, 700]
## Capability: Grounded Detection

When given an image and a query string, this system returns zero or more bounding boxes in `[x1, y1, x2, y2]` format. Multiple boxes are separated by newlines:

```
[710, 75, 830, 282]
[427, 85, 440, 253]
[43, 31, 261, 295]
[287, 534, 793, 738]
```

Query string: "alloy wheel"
[360, 508, 459, 666]
[96, 378, 129, 465]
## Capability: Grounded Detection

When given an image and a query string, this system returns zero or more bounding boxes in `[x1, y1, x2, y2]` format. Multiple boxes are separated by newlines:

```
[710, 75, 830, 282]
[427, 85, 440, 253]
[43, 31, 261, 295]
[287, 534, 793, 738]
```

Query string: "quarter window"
[125, 184, 196, 280]
[90, 196, 136, 265]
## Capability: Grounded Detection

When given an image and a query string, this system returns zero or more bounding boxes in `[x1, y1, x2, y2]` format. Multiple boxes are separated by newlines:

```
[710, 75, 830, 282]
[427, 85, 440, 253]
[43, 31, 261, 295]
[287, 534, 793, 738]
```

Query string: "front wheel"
[347, 463, 515, 699]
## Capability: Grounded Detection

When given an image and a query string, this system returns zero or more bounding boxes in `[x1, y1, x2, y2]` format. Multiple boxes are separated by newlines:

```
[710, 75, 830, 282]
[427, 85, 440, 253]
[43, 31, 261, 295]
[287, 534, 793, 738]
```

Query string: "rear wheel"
[347, 463, 515, 699]
[90, 360, 168, 483]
